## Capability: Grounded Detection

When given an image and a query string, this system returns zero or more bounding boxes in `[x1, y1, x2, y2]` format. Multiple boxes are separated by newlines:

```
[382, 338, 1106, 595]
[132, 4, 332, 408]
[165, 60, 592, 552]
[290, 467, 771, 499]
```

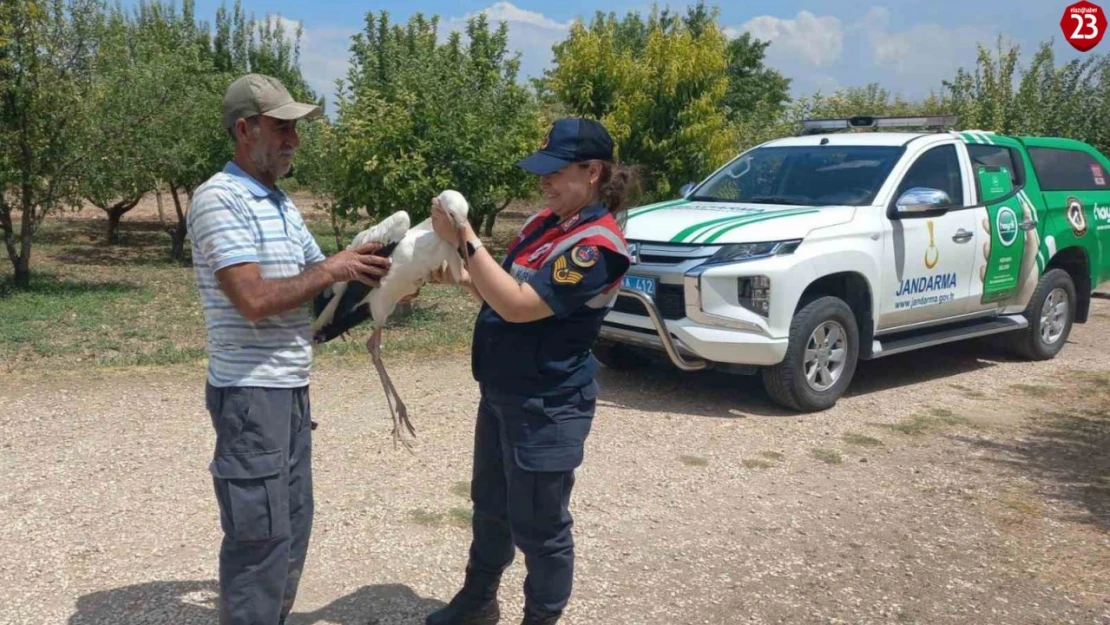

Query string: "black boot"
[425, 569, 501, 625]
[519, 605, 561, 625]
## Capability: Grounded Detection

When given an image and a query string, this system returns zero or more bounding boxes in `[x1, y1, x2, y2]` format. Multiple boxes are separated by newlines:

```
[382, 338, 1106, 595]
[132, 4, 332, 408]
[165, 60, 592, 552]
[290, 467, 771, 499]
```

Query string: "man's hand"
[217, 242, 393, 323]
[323, 241, 392, 287]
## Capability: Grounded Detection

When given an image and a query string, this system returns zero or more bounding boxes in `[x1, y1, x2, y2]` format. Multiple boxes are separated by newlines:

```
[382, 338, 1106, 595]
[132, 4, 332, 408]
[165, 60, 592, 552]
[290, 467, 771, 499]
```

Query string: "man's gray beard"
[250, 144, 289, 180]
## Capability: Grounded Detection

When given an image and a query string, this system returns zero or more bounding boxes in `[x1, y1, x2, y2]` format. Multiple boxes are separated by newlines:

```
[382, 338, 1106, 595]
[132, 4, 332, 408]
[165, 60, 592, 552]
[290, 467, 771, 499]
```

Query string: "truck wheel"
[592, 342, 648, 370]
[1007, 268, 1075, 361]
[762, 296, 859, 412]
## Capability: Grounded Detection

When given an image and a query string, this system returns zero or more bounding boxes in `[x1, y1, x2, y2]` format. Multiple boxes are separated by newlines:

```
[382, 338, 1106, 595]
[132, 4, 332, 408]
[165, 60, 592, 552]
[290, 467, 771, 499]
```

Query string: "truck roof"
[764, 132, 937, 148]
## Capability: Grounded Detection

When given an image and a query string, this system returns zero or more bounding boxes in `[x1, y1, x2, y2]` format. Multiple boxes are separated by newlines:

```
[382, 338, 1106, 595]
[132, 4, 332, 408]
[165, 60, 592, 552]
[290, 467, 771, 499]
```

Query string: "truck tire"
[762, 296, 859, 412]
[592, 341, 648, 370]
[1007, 268, 1076, 361]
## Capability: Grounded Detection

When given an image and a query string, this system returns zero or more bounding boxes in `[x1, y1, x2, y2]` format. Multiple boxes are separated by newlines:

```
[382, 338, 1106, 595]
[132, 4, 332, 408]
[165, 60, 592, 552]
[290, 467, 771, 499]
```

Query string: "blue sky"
[172, 0, 1093, 109]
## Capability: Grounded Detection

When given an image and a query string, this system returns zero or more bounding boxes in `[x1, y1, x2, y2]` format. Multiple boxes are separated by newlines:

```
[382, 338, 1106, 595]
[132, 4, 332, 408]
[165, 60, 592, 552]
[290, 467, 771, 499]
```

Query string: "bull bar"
[612, 287, 709, 371]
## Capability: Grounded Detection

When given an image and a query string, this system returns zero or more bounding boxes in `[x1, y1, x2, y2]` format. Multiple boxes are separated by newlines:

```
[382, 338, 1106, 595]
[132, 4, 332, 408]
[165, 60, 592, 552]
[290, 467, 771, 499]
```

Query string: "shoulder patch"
[571, 245, 598, 268]
[559, 213, 582, 232]
[552, 255, 585, 285]
[528, 242, 554, 262]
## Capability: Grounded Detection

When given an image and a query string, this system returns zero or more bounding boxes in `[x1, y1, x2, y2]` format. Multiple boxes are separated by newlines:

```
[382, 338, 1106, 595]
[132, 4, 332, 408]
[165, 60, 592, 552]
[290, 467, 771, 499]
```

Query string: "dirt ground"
[3, 297, 1110, 624]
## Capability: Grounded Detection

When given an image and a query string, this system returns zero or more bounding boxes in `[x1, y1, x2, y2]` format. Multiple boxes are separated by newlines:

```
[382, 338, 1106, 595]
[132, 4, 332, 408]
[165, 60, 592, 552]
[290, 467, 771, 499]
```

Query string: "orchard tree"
[328, 11, 542, 234]
[547, 4, 742, 199]
[0, 0, 99, 288]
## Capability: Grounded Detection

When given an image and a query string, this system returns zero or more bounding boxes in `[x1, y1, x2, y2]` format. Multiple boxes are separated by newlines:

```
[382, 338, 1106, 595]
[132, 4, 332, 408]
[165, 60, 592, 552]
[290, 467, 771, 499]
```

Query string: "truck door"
[878, 142, 978, 331]
[963, 139, 1042, 315]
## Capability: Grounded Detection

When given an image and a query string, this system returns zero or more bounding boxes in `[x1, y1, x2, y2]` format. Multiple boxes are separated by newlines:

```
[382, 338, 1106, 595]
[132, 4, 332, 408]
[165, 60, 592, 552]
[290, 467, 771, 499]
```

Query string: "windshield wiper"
[745, 196, 812, 206]
[687, 195, 742, 202]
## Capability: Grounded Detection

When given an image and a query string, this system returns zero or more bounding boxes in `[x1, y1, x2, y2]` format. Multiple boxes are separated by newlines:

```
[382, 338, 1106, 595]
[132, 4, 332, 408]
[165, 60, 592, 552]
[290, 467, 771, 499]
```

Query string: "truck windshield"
[689, 145, 904, 207]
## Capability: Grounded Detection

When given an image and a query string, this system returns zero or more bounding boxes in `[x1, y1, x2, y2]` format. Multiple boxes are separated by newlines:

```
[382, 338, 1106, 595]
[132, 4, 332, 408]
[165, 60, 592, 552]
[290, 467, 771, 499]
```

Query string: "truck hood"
[623, 198, 855, 245]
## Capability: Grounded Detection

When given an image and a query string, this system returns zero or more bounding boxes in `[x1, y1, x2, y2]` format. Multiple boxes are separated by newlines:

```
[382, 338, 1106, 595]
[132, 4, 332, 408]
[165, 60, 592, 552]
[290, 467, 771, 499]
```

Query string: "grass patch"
[679, 455, 709, 467]
[949, 383, 986, 399]
[407, 509, 444, 526]
[407, 506, 472, 528]
[842, 433, 883, 447]
[1012, 384, 1053, 398]
[812, 448, 842, 464]
[759, 451, 785, 460]
[888, 408, 967, 436]
[0, 207, 537, 372]
[999, 491, 1045, 518]
[1070, 369, 1110, 389]
[742, 458, 775, 469]
[446, 507, 472, 528]
[450, 481, 470, 499]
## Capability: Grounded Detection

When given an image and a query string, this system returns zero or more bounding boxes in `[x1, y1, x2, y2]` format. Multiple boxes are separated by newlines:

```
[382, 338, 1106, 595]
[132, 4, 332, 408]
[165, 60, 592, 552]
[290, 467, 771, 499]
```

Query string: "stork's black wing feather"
[311, 241, 398, 344]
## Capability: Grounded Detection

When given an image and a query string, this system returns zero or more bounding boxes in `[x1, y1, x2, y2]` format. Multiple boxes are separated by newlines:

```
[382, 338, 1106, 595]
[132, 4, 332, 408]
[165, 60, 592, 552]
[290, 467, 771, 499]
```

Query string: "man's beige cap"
[222, 73, 322, 131]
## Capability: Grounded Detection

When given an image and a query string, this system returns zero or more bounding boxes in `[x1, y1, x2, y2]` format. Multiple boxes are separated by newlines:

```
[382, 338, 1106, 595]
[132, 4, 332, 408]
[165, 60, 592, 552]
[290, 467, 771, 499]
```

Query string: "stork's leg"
[366, 327, 416, 448]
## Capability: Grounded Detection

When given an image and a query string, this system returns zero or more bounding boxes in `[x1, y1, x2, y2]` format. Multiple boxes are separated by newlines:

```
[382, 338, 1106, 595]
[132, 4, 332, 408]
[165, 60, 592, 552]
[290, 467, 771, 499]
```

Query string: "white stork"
[311, 190, 470, 448]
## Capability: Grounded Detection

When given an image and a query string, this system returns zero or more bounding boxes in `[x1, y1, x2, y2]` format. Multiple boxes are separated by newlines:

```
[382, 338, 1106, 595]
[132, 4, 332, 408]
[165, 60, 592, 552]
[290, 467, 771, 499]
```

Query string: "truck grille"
[614, 283, 686, 320]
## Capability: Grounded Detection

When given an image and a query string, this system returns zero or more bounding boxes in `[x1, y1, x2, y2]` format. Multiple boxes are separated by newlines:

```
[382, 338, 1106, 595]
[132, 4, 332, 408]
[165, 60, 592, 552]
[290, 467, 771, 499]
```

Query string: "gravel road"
[3, 300, 1110, 625]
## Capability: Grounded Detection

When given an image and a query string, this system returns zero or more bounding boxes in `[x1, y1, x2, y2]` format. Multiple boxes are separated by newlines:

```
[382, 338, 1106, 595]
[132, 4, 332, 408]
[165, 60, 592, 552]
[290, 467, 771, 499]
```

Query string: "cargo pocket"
[510, 443, 579, 527]
[513, 443, 584, 473]
[210, 448, 288, 542]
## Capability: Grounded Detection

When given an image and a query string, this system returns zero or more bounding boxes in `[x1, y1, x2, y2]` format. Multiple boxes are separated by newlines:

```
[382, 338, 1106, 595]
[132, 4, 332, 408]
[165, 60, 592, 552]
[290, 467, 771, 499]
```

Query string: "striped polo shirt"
[187, 161, 326, 388]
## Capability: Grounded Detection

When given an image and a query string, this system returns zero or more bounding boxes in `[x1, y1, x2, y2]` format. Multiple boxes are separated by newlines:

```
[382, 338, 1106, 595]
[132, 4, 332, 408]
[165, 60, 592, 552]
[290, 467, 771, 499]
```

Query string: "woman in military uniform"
[425, 117, 638, 625]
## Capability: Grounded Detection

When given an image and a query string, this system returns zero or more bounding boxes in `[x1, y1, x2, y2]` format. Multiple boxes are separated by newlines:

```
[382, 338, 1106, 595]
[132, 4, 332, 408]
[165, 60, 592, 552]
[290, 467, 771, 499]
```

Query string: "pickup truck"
[597, 115, 1110, 411]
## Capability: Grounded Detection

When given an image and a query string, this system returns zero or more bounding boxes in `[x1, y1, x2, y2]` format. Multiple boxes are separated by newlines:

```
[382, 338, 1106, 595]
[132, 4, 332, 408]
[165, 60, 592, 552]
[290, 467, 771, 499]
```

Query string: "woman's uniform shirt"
[471, 202, 631, 398]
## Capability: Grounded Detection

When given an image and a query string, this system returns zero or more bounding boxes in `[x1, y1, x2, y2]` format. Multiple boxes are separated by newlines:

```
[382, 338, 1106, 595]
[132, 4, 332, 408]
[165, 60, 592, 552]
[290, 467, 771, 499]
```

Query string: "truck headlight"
[706, 239, 802, 264]
[738, 276, 771, 316]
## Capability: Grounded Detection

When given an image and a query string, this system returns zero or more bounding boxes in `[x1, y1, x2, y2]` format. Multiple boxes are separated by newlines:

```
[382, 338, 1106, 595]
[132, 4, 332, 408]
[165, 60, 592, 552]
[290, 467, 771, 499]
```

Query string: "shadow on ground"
[69, 580, 446, 625]
[594, 336, 1025, 419]
[959, 401, 1110, 532]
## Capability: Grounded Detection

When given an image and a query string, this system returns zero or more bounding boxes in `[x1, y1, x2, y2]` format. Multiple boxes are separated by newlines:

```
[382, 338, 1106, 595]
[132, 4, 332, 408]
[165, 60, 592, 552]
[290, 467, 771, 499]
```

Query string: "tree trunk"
[107, 210, 123, 244]
[483, 199, 513, 237]
[0, 195, 19, 287]
[13, 251, 30, 289]
[169, 184, 188, 263]
[155, 187, 166, 224]
[103, 197, 140, 244]
[16, 177, 35, 289]
[329, 204, 344, 251]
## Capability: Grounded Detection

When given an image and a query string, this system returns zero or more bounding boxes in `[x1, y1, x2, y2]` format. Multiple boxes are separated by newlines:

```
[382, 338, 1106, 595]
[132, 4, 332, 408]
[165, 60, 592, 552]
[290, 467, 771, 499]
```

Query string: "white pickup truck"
[596, 115, 1110, 411]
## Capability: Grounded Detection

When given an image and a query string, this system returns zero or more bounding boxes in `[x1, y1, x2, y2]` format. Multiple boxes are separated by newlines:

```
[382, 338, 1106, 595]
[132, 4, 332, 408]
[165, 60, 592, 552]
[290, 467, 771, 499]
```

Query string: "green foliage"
[546, 3, 785, 200]
[0, 0, 99, 288]
[945, 37, 1110, 156]
[323, 11, 542, 233]
[723, 32, 791, 125]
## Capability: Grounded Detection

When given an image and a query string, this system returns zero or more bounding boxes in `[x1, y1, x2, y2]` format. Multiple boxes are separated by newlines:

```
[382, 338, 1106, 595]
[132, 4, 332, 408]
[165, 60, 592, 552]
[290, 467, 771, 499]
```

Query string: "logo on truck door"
[1067, 196, 1089, 237]
[924, 220, 939, 269]
[996, 206, 1019, 246]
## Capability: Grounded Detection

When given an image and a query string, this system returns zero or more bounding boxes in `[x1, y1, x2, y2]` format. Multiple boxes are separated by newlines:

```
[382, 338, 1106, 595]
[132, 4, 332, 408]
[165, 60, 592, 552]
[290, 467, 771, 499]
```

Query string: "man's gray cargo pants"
[205, 382, 314, 625]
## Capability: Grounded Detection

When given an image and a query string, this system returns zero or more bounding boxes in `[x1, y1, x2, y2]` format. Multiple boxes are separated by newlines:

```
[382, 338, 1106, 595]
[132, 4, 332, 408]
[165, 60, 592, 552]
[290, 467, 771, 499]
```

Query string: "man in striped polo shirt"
[187, 74, 393, 625]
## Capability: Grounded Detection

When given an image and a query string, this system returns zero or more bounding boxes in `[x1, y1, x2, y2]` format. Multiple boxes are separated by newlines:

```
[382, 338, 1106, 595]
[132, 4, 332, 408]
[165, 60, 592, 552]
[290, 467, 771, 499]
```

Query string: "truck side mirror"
[894, 187, 951, 218]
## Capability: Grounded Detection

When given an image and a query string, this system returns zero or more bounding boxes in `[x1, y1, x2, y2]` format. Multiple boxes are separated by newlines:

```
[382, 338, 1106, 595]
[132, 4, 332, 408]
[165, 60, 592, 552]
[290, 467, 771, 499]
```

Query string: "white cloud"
[729, 11, 845, 68]
[440, 1, 571, 79]
[859, 7, 998, 81]
[470, 1, 570, 32]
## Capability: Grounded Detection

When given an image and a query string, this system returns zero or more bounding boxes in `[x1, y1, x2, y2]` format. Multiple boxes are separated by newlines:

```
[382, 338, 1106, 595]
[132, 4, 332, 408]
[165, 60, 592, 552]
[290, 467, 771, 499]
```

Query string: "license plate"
[622, 274, 656, 297]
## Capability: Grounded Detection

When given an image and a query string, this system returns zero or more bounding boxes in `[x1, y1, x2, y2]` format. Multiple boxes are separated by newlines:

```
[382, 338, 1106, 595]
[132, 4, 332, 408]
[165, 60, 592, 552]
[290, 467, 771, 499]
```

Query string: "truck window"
[690, 145, 903, 207]
[1027, 146, 1110, 191]
[894, 144, 964, 207]
[967, 144, 1024, 186]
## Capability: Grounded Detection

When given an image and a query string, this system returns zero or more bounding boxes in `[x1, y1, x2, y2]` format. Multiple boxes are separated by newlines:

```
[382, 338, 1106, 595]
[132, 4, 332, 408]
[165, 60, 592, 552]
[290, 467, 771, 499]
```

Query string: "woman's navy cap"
[516, 117, 614, 175]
